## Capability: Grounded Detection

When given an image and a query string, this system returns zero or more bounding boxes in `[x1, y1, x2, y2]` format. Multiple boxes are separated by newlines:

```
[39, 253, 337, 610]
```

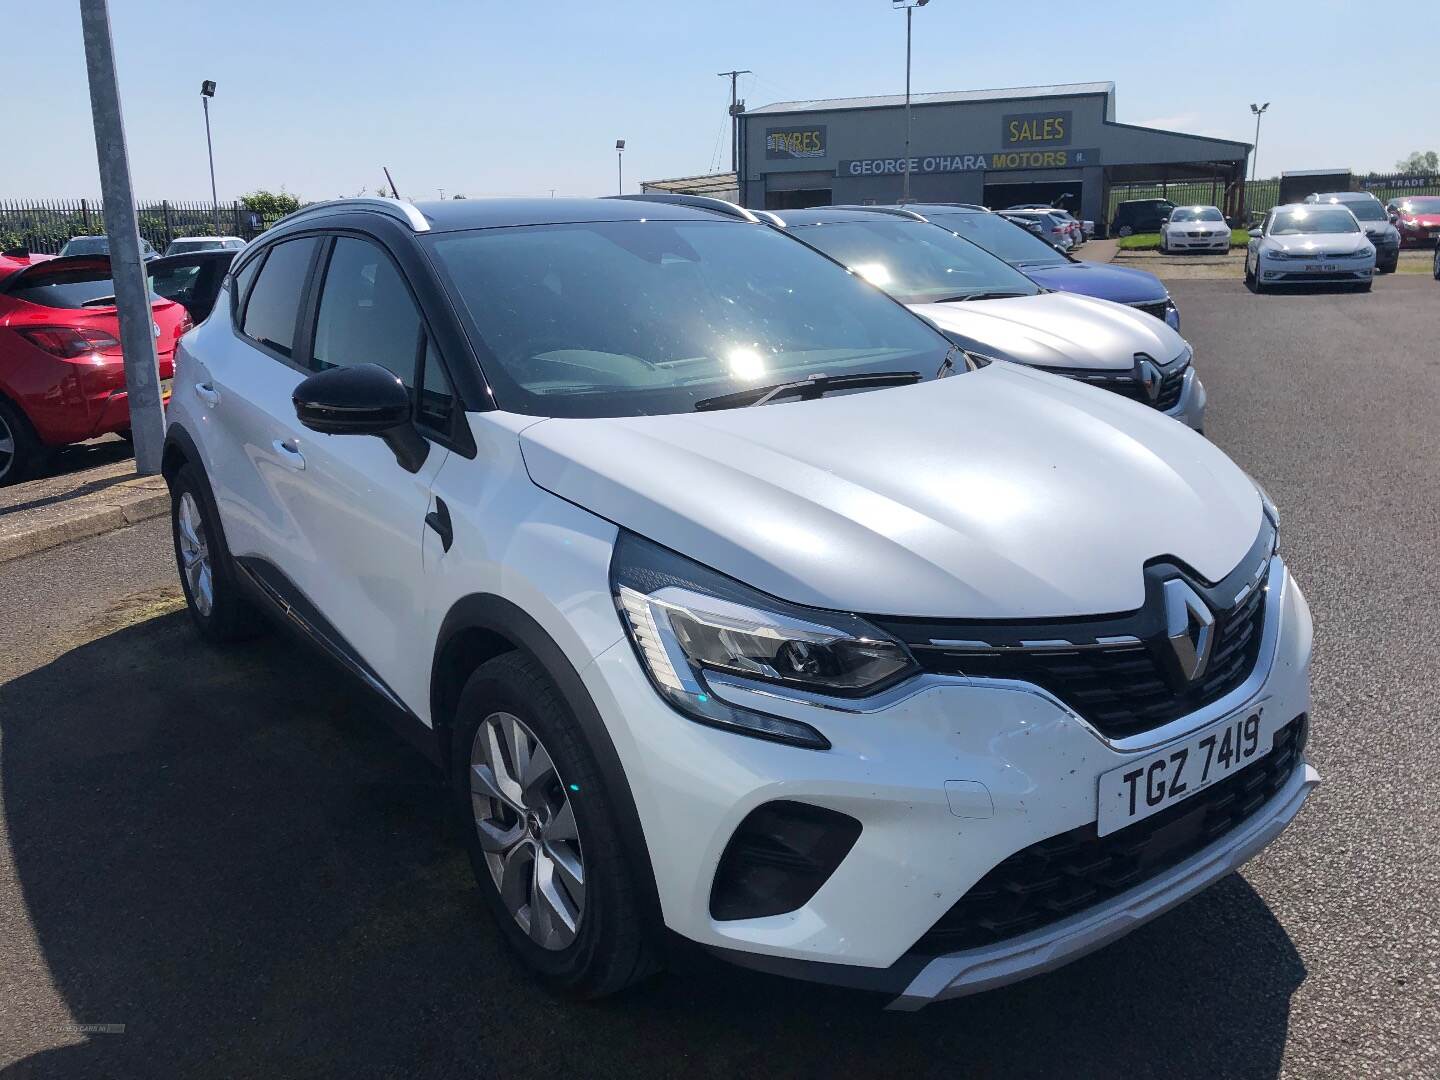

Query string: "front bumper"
[1165, 231, 1229, 251]
[1259, 254, 1373, 284]
[582, 559, 1314, 998]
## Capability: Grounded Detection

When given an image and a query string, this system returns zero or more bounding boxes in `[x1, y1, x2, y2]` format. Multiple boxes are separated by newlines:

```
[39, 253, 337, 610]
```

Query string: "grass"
[1116, 229, 1251, 251]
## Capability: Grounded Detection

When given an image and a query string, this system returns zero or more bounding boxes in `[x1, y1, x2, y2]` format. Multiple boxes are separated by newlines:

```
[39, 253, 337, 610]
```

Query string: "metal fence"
[1107, 172, 1440, 226]
[0, 198, 290, 255]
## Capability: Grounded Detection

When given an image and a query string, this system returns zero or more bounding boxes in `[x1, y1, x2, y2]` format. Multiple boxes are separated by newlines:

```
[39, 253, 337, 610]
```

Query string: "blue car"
[882, 203, 1180, 330]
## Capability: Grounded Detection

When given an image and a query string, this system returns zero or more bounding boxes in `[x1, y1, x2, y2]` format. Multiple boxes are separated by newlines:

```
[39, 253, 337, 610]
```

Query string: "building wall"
[739, 90, 1248, 227]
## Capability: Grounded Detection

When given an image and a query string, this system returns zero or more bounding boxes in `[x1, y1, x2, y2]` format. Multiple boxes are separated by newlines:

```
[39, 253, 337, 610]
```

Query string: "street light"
[1249, 102, 1269, 182]
[616, 139, 626, 195]
[201, 80, 219, 235]
[893, 0, 930, 204]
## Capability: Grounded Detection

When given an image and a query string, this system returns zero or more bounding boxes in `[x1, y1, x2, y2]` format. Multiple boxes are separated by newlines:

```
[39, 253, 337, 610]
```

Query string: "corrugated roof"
[745, 82, 1115, 115]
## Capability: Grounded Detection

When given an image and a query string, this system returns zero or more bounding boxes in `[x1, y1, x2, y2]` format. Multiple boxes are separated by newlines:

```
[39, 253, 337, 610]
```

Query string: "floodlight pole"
[79, 0, 164, 476]
[895, 0, 930, 204]
[202, 81, 219, 234]
[616, 139, 626, 195]
[1249, 102, 1269, 182]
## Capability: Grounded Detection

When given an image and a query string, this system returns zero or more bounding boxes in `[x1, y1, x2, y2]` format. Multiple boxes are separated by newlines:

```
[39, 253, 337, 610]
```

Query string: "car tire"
[451, 651, 659, 999]
[0, 396, 44, 488]
[1357, 280, 1373, 293]
[1245, 253, 1263, 292]
[1433, 247, 1440, 280]
[169, 463, 267, 643]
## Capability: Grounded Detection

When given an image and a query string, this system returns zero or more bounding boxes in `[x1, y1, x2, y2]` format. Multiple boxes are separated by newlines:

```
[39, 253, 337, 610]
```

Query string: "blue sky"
[5, 0, 1434, 201]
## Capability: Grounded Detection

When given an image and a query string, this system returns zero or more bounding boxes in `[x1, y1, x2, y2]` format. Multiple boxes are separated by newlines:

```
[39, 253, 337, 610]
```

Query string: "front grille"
[910, 715, 1307, 956]
[1130, 300, 1170, 321]
[872, 527, 1276, 740]
[1060, 359, 1185, 412]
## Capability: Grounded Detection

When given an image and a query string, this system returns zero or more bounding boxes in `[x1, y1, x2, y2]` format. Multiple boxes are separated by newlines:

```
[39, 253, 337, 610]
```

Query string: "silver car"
[999, 209, 1073, 251]
[1244, 203, 1375, 293]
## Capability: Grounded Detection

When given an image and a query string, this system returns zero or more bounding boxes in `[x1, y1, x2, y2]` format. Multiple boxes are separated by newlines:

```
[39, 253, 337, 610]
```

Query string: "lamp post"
[616, 139, 626, 195]
[893, 0, 929, 204]
[201, 79, 219, 235]
[1249, 102, 1269, 182]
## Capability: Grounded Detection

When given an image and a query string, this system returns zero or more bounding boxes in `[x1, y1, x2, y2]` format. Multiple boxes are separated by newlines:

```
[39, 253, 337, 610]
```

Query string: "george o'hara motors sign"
[837, 147, 1101, 176]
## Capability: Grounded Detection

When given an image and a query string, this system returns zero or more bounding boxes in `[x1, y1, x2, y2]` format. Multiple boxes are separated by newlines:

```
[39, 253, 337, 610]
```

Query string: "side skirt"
[233, 556, 442, 768]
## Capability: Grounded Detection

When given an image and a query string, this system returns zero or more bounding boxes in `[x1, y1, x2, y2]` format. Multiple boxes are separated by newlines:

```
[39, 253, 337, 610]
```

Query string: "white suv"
[164, 196, 1318, 1009]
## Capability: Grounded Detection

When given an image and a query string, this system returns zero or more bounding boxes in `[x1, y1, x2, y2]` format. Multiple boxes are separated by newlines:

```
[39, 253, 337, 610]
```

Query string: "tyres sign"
[766, 125, 827, 160]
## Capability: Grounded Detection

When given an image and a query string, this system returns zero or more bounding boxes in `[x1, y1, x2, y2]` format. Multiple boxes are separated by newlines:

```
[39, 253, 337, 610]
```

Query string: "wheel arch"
[430, 593, 665, 935]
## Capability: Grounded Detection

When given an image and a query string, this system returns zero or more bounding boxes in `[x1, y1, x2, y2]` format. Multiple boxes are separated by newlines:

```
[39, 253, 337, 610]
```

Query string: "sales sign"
[766, 125, 827, 160]
[1001, 111, 1073, 148]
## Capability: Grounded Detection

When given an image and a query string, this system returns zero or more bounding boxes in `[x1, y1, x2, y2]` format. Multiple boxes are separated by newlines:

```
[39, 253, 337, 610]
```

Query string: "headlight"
[1164, 302, 1181, 331]
[612, 531, 917, 749]
[1355, 247, 1374, 259]
[1265, 248, 1289, 260]
[1245, 473, 1280, 546]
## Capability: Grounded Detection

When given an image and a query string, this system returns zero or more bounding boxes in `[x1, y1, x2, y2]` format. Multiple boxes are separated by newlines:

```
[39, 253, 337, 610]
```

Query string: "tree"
[1395, 150, 1439, 175]
[240, 188, 302, 219]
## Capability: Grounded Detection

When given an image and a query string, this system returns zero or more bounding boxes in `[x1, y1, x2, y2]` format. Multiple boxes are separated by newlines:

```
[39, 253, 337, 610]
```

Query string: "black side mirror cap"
[292, 363, 429, 473]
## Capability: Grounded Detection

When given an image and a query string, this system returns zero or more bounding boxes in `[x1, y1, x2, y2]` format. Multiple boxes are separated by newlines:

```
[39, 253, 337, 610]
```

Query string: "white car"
[765, 205, 1205, 431]
[164, 235, 247, 256]
[163, 195, 1316, 1010]
[1245, 203, 1375, 292]
[1161, 206, 1230, 254]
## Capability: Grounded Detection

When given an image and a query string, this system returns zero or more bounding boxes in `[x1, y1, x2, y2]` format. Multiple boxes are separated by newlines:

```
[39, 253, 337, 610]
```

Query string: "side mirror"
[1247, 228, 1262, 238]
[292, 363, 429, 473]
[1160, 215, 1171, 225]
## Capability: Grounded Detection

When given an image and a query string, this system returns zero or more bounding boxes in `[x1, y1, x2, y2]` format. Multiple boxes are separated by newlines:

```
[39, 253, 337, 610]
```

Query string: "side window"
[416, 337, 456, 431]
[241, 238, 318, 358]
[230, 253, 263, 320]
[311, 236, 421, 377]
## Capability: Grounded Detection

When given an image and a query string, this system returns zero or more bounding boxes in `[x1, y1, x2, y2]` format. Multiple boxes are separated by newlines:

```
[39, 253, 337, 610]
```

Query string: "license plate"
[1096, 703, 1281, 836]
[1304, 263, 1339, 272]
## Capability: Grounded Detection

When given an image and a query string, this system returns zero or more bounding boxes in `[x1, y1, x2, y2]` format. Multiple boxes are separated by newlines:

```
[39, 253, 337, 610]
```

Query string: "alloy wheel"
[176, 492, 214, 617]
[0, 412, 14, 482]
[470, 711, 585, 950]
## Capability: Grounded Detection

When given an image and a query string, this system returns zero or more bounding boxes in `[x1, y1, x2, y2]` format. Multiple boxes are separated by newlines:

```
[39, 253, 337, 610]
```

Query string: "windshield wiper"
[945, 291, 1030, 303]
[694, 370, 921, 411]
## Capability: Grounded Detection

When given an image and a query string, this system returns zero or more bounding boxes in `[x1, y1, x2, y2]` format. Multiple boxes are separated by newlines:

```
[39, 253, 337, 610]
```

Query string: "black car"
[146, 249, 238, 323]
[1110, 199, 1176, 238]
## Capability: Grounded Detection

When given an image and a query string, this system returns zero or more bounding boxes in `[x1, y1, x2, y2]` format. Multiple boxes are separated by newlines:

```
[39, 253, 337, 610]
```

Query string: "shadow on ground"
[3, 612, 1307, 1079]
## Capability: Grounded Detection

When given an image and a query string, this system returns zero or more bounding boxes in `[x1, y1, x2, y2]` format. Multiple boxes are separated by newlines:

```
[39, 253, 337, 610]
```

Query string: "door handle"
[271, 439, 306, 471]
[194, 382, 220, 407]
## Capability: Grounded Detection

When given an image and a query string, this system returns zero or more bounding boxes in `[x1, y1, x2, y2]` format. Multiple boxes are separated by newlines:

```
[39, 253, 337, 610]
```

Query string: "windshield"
[1269, 208, 1360, 236]
[6, 266, 157, 309]
[1171, 207, 1225, 222]
[60, 237, 108, 256]
[1395, 196, 1440, 214]
[427, 219, 952, 419]
[927, 211, 1067, 265]
[1325, 199, 1386, 222]
[791, 218, 1042, 305]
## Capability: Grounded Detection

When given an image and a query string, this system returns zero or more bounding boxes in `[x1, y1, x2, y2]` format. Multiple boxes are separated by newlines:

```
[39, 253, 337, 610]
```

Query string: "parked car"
[1244, 203, 1374, 292]
[1160, 206, 1231, 254]
[1385, 195, 1440, 247]
[766, 205, 1203, 429]
[900, 203, 1181, 329]
[998, 209, 1073, 251]
[1303, 193, 1399, 272]
[148, 249, 239, 323]
[0, 255, 189, 483]
[163, 236, 247, 256]
[58, 234, 161, 260]
[164, 195, 1313, 1008]
[1007, 204, 1089, 246]
[1111, 198, 1176, 238]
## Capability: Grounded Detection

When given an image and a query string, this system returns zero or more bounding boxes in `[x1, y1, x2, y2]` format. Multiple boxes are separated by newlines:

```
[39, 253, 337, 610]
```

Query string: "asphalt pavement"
[1, 275, 1437, 1079]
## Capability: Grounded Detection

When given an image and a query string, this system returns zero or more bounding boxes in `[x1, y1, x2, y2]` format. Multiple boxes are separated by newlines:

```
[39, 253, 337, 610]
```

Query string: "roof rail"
[830, 204, 928, 221]
[610, 192, 760, 223]
[272, 197, 431, 233]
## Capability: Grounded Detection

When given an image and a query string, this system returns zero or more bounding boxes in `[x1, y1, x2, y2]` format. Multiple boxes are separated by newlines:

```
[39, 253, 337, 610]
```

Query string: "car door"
[263, 233, 452, 713]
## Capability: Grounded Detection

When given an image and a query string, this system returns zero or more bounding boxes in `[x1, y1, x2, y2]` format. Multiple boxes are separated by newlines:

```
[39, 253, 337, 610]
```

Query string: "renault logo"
[1136, 358, 1162, 403]
[1163, 579, 1214, 682]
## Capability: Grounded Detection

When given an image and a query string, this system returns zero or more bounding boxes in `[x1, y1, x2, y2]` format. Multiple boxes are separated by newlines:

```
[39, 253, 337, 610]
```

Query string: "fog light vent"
[709, 801, 861, 921]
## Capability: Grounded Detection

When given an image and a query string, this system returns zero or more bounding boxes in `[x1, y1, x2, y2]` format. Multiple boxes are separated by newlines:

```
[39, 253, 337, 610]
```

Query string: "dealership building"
[736, 82, 1252, 229]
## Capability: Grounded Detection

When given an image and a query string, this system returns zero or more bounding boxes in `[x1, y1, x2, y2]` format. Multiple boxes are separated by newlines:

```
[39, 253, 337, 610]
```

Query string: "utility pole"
[79, 0, 164, 476]
[717, 70, 752, 174]
[616, 139, 625, 195]
[1249, 102, 1270, 182]
[893, 0, 930, 204]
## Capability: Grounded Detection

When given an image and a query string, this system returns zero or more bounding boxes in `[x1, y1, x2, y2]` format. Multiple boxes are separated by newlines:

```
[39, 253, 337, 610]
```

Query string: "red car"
[1387, 195, 1440, 247]
[0, 255, 189, 484]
